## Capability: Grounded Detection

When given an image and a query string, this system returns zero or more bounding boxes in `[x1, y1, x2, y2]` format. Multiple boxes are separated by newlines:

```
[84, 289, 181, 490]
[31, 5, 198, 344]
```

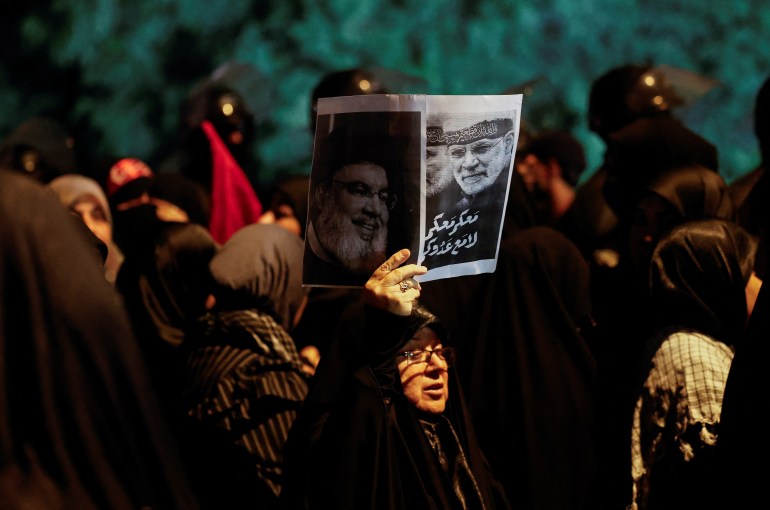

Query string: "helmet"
[588, 64, 683, 141]
[182, 83, 255, 147]
[310, 68, 388, 132]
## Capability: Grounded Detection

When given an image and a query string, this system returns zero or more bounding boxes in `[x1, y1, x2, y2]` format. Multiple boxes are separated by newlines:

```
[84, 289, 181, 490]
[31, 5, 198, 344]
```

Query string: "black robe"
[283, 307, 508, 510]
[423, 226, 598, 510]
[0, 169, 197, 509]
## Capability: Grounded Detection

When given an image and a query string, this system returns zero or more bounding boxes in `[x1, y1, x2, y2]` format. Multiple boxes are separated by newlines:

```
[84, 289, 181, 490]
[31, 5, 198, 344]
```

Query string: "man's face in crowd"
[425, 145, 453, 198]
[448, 132, 513, 196]
[516, 153, 551, 193]
[315, 162, 390, 275]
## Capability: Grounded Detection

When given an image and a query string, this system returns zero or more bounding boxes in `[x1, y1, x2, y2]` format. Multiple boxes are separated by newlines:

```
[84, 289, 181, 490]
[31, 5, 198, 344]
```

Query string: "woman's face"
[72, 196, 112, 247]
[397, 326, 449, 414]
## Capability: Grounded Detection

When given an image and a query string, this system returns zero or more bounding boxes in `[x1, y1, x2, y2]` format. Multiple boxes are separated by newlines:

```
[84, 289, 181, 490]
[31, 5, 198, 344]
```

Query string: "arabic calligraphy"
[423, 208, 481, 257]
[424, 208, 479, 241]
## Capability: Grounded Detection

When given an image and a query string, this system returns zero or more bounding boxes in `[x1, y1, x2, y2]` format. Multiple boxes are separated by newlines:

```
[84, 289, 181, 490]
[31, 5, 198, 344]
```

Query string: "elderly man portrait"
[422, 112, 515, 267]
[304, 113, 417, 287]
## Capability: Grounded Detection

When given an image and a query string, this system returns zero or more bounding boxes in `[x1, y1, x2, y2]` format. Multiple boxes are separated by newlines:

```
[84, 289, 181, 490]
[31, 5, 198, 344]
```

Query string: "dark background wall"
[2, 0, 769, 188]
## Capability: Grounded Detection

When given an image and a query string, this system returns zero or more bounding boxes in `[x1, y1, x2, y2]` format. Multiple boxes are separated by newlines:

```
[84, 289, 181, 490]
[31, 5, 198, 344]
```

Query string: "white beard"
[315, 206, 388, 275]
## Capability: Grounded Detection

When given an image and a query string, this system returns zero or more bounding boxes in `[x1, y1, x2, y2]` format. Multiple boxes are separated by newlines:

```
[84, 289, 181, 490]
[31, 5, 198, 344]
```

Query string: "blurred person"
[309, 68, 388, 133]
[150, 171, 211, 228]
[159, 83, 263, 243]
[107, 157, 189, 258]
[562, 63, 684, 263]
[629, 219, 760, 510]
[516, 130, 586, 225]
[0, 116, 78, 184]
[258, 182, 304, 237]
[0, 167, 197, 509]
[117, 222, 219, 416]
[712, 257, 768, 509]
[730, 73, 770, 279]
[48, 173, 124, 283]
[181, 224, 309, 509]
[107, 161, 222, 505]
[583, 118, 729, 508]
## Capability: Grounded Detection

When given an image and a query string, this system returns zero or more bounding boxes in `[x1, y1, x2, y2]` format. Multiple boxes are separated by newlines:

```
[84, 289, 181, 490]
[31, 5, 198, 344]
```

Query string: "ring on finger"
[399, 281, 411, 293]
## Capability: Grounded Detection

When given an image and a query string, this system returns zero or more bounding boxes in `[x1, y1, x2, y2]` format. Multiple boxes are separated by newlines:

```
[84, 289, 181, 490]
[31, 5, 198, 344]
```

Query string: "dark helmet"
[588, 64, 683, 141]
[0, 117, 77, 183]
[310, 68, 388, 132]
[182, 83, 255, 147]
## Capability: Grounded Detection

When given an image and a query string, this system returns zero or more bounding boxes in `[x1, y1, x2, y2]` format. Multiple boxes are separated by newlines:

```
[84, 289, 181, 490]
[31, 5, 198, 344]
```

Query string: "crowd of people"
[0, 63, 768, 510]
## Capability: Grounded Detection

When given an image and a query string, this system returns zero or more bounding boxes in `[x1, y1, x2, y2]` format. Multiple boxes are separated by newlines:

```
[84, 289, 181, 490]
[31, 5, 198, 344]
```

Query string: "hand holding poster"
[303, 94, 522, 287]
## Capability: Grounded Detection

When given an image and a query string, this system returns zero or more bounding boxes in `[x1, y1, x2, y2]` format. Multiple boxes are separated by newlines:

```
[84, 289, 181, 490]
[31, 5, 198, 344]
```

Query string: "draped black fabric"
[644, 164, 733, 223]
[114, 220, 219, 459]
[586, 163, 736, 508]
[602, 116, 720, 218]
[0, 169, 197, 509]
[209, 223, 307, 331]
[182, 223, 309, 509]
[649, 219, 757, 344]
[283, 306, 508, 510]
[454, 226, 597, 510]
[712, 281, 770, 509]
[733, 166, 769, 279]
[118, 222, 218, 350]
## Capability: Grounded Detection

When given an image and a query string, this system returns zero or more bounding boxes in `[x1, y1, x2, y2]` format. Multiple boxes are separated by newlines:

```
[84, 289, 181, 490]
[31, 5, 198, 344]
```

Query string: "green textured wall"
[2, 0, 770, 187]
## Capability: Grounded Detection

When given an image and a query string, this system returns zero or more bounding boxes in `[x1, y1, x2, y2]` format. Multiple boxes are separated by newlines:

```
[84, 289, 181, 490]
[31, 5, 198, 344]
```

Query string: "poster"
[303, 94, 522, 287]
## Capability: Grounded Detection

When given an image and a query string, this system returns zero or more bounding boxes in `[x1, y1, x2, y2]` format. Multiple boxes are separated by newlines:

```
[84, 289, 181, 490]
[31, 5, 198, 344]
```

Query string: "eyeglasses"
[448, 135, 507, 161]
[333, 180, 398, 210]
[397, 347, 455, 367]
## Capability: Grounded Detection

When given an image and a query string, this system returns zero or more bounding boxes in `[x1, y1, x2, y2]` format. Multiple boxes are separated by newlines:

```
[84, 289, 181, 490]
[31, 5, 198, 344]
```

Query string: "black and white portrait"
[304, 105, 421, 287]
[419, 101, 520, 276]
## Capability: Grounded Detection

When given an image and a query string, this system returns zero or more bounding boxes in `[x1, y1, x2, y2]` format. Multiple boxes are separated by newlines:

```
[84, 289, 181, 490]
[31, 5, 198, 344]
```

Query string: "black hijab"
[0, 169, 197, 509]
[465, 226, 597, 510]
[602, 115, 720, 219]
[208, 223, 307, 332]
[296, 304, 508, 510]
[134, 222, 219, 348]
[649, 219, 757, 344]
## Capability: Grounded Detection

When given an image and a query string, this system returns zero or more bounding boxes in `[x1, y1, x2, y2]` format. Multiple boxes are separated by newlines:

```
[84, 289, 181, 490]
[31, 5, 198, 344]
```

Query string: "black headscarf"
[603, 116, 720, 219]
[292, 304, 508, 510]
[644, 164, 733, 221]
[127, 223, 219, 348]
[461, 226, 597, 510]
[209, 223, 307, 332]
[649, 219, 757, 344]
[113, 220, 219, 444]
[0, 168, 197, 509]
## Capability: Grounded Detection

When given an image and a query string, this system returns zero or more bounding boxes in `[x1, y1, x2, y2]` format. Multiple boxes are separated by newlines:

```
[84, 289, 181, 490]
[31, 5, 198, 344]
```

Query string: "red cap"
[106, 158, 154, 197]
